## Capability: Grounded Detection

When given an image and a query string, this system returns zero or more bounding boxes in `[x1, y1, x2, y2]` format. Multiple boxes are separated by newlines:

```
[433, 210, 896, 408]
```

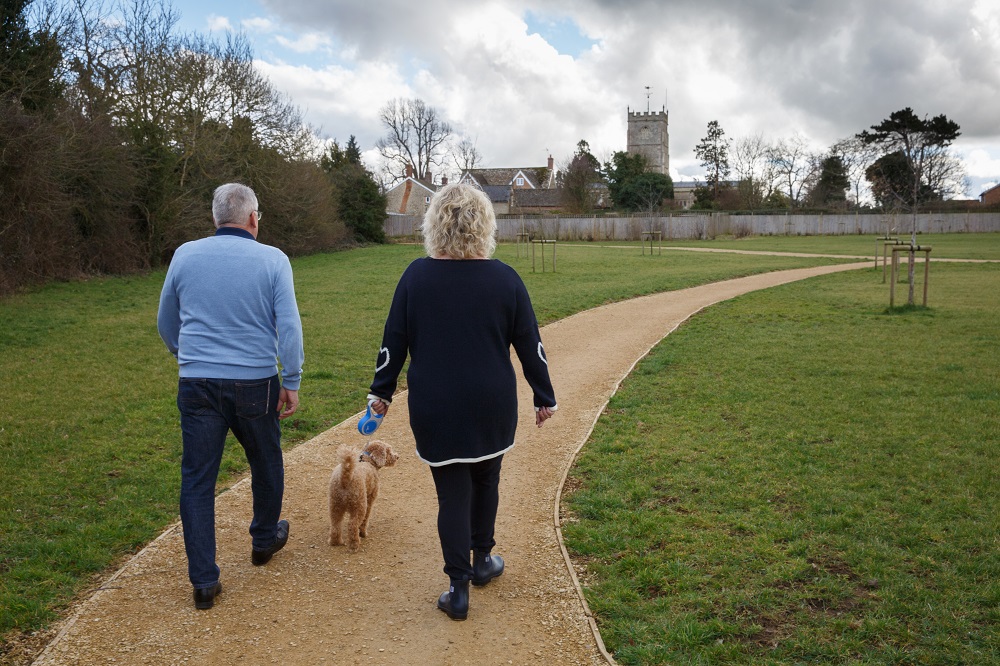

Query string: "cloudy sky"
[170, 0, 1000, 198]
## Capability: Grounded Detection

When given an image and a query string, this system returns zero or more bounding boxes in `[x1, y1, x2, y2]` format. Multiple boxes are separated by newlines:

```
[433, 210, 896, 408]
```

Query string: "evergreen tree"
[604, 151, 672, 211]
[334, 164, 387, 243]
[693, 120, 730, 200]
[865, 151, 938, 209]
[558, 140, 604, 213]
[858, 108, 961, 213]
[321, 139, 348, 173]
[806, 154, 850, 208]
[345, 135, 362, 165]
[0, 0, 62, 111]
[858, 107, 961, 305]
[323, 135, 386, 242]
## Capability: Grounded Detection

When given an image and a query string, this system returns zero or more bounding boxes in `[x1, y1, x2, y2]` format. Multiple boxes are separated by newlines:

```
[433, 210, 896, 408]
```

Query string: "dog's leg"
[328, 502, 346, 546]
[360, 487, 378, 538]
[347, 499, 366, 551]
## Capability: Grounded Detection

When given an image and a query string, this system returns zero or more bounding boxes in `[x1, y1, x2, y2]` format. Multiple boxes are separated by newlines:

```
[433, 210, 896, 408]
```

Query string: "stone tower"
[626, 108, 669, 175]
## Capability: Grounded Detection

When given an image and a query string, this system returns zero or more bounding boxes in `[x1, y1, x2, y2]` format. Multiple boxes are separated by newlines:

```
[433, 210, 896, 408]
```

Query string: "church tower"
[627, 107, 670, 175]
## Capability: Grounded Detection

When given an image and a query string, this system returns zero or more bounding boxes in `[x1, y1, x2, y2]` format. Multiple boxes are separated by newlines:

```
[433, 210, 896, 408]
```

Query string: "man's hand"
[277, 388, 299, 419]
[535, 406, 555, 428]
[370, 398, 389, 416]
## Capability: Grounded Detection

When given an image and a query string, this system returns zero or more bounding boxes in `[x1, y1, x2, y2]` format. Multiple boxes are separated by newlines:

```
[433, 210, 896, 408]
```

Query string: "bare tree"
[768, 134, 821, 207]
[375, 97, 452, 184]
[920, 145, 968, 201]
[450, 136, 482, 176]
[731, 133, 774, 209]
[56, 0, 337, 264]
[830, 136, 880, 207]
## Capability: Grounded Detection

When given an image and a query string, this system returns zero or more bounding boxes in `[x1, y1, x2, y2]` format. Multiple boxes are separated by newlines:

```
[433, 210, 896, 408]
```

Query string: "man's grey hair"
[212, 183, 258, 228]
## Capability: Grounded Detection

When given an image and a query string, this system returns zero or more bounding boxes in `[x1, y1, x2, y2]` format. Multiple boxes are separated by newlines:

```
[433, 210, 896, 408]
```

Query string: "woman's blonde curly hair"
[422, 183, 497, 259]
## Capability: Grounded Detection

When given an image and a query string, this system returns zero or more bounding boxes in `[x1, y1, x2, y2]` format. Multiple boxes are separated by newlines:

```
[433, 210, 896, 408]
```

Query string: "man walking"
[157, 183, 304, 610]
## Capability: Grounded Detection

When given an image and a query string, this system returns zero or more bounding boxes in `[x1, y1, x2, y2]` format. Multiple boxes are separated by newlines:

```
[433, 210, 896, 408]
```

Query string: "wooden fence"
[384, 211, 1000, 241]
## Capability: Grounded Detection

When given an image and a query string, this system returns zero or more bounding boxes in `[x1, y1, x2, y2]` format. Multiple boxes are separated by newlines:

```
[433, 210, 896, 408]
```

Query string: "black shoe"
[437, 580, 469, 621]
[193, 582, 222, 610]
[472, 552, 504, 586]
[251, 519, 290, 566]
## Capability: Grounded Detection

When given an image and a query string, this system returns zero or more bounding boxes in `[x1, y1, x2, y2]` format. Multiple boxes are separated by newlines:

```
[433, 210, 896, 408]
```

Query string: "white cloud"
[274, 32, 332, 53]
[244, 0, 1000, 184]
[242, 16, 278, 32]
[961, 148, 1000, 178]
[206, 14, 232, 31]
[254, 59, 410, 139]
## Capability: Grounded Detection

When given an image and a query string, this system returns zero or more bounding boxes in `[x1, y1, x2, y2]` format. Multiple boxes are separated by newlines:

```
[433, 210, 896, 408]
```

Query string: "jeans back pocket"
[178, 379, 211, 416]
[235, 378, 274, 420]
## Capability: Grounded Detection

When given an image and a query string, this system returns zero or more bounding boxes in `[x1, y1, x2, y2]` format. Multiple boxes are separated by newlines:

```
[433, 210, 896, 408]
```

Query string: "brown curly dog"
[327, 440, 399, 551]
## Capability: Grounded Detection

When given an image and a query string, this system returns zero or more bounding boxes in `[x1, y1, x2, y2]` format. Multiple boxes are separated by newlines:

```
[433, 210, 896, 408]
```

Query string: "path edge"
[550, 261, 872, 665]
[551, 293, 727, 666]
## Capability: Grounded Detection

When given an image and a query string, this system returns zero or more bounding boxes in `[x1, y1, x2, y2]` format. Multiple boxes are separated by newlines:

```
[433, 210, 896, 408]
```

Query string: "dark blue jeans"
[177, 375, 284, 589]
[429, 455, 503, 582]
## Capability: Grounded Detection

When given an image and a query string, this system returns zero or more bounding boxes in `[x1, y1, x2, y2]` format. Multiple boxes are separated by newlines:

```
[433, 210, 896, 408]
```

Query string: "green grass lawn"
[561, 231, 1000, 260]
[0, 241, 845, 646]
[654, 231, 1000, 260]
[561, 262, 1000, 665]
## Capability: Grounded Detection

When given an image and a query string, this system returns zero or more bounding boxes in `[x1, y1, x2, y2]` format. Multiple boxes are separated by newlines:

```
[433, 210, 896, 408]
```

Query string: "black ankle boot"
[472, 551, 504, 586]
[437, 579, 469, 620]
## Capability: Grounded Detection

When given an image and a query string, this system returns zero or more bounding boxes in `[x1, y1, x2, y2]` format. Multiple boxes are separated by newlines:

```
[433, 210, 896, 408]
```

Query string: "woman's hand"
[371, 398, 389, 416]
[535, 406, 554, 428]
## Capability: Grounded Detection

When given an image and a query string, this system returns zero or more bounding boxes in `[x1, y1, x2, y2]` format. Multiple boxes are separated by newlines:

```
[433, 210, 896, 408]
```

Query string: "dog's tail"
[337, 444, 356, 488]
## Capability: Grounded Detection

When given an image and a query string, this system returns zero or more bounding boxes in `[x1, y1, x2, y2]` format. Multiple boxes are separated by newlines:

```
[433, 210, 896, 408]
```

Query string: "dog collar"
[359, 450, 377, 466]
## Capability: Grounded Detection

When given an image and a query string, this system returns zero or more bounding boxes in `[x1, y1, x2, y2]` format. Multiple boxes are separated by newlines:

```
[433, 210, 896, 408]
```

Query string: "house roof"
[512, 188, 562, 208]
[385, 177, 436, 196]
[481, 185, 513, 203]
[980, 183, 1000, 199]
[460, 166, 553, 190]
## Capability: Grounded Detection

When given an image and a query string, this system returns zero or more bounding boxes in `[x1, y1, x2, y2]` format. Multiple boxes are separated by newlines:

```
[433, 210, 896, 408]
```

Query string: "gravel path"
[31, 261, 870, 666]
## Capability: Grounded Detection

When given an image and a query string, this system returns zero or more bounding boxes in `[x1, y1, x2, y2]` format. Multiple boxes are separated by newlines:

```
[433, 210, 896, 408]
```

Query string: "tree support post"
[516, 218, 530, 260]
[889, 245, 931, 307]
[879, 238, 904, 283]
[532, 239, 556, 273]
[641, 230, 661, 256]
[875, 235, 898, 272]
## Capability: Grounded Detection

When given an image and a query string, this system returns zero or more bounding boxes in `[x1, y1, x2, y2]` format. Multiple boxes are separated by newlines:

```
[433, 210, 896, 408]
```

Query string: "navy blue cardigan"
[369, 258, 557, 466]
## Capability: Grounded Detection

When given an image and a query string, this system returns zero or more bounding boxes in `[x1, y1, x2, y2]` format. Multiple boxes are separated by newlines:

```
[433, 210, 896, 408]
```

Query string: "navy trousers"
[177, 375, 284, 589]
[429, 455, 503, 582]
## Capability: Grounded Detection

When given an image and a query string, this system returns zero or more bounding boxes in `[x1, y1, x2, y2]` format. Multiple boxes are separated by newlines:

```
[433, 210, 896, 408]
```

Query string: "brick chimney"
[441, 176, 449, 186]
[547, 154, 554, 170]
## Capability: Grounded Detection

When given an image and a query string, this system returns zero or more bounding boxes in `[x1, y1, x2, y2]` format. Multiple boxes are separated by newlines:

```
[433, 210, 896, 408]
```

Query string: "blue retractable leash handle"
[358, 399, 383, 436]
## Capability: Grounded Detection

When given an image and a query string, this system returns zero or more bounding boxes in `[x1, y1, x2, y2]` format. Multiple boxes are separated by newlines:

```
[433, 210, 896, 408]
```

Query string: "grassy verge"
[561, 262, 1000, 664]
[0, 242, 843, 643]
[651, 231, 1000, 259]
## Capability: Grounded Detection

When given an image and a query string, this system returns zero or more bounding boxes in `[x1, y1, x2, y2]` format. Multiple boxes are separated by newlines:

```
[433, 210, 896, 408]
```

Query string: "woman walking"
[367, 183, 557, 620]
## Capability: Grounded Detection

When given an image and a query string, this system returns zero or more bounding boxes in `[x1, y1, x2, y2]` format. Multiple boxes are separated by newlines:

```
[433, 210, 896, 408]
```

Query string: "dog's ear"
[385, 446, 399, 467]
[367, 442, 388, 468]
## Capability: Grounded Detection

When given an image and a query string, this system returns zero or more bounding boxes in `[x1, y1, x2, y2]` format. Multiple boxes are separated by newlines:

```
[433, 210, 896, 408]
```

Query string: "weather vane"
[645, 86, 651, 113]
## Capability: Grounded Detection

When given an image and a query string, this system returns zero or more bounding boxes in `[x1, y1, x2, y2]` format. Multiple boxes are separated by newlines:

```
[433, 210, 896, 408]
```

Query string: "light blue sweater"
[157, 228, 304, 390]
